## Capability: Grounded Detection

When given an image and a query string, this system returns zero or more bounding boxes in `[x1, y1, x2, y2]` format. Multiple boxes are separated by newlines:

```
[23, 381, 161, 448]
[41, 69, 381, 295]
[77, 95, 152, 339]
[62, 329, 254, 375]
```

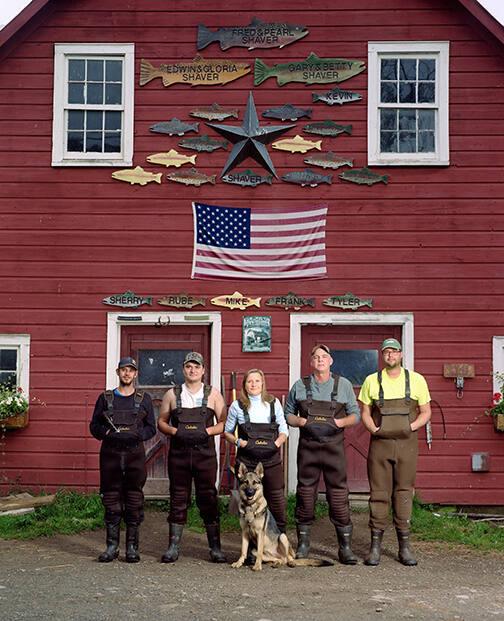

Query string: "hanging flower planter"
[493, 412, 504, 433]
[486, 376, 504, 433]
[1, 408, 29, 430]
[0, 385, 30, 431]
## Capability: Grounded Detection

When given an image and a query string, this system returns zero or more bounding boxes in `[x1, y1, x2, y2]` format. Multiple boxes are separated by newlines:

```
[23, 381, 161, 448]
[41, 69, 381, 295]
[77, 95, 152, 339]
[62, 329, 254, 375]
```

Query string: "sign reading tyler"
[140, 56, 251, 87]
[103, 290, 153, 308]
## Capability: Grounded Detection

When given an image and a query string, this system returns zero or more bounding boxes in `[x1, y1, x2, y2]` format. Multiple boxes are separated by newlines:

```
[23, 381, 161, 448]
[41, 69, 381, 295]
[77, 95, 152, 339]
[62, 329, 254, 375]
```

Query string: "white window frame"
[492, 337, 504, 394]
[0, 334, 30, 396]
[52, 43, 135, 167]
[368, 41, 449, 166]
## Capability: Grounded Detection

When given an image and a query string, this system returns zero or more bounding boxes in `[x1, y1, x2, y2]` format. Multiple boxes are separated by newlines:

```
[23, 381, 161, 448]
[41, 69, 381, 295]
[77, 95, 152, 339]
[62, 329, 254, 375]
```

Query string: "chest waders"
[236, 401, 286, 532]
[294, 375, 357, 565]
[365, 369, 419, 567]
[98, 390, 147, 563]
[162, 385, 226, 564]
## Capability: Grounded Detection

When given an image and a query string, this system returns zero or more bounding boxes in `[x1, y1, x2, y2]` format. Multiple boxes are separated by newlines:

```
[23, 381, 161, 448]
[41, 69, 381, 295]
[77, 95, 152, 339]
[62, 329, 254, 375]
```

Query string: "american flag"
[191, 202, 327, 280]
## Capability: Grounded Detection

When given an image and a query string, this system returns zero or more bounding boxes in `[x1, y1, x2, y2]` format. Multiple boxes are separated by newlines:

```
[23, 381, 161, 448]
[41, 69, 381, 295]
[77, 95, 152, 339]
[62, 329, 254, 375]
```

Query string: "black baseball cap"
[117, 356, 138, 370]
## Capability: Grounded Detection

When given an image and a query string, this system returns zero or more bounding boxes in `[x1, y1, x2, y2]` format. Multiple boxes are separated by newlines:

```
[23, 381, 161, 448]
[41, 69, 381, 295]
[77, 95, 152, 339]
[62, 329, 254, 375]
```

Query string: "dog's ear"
[255, 462, 264, 479]
[237, 462, 248, 479]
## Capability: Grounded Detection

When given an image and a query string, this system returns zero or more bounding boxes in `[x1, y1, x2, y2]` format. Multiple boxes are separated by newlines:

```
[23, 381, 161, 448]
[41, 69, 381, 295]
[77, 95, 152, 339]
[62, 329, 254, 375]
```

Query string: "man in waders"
[285, 344, 361, 564]
[158, 352, 226, 563]
[90, 357, 156, 563]
[359, 338, 431, 566]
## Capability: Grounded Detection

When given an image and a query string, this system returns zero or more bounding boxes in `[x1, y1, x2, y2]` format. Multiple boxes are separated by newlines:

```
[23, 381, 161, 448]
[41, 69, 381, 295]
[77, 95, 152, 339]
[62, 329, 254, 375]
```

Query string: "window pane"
[87, 110, 103, 130]
[381, 82, 397, 103]
[68, 110, 85, 130]
[105, 83, 122, 105]
[0, 349, 17, 371]
[380, 109, 397, 130]
[85, 131, 102, 152]
[0, 371, 16, 387]
[381, 58, 397, 80]
[69, 59, 85, 81]
[68, 82, 84, 104]
[418, 58, 435, 81]
[106, 60, 122, 82]
[67, 131, 84, 151]
[330, 349, 379, 387]
[87, 83, 103, 105]
[380, 131, 397, 152]
[87, 59, 104, 82]
[399, 131, 416, 152]
[400, 59, 417, 80]
[399, 81, 416, 103]
[137, 349, 189, 386]
[419, 109, 435, 130]
[104, 132, 121, 152]
[399, 109, 416, 130]
[105, 111, 122, 130]
[419, 131, 435, 152]
[418, 82, 435, 103]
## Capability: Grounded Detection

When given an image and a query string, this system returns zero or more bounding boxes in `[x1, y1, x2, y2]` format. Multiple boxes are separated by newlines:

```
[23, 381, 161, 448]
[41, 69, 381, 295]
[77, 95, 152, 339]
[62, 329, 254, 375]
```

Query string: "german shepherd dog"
[231, 462, 333, 571]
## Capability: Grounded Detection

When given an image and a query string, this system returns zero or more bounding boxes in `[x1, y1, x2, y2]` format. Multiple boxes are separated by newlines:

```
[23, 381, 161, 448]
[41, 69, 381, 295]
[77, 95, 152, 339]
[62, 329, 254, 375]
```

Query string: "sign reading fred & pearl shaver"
[242, 316, 272, 353]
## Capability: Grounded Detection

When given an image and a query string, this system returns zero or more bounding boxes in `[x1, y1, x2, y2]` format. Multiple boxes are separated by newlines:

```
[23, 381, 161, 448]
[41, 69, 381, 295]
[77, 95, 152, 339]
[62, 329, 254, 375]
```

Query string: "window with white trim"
[492, 336, 504, 393]
[0, 335, 30, 394]
[368, 42, 449, 166]
[52, 44, 135, 167]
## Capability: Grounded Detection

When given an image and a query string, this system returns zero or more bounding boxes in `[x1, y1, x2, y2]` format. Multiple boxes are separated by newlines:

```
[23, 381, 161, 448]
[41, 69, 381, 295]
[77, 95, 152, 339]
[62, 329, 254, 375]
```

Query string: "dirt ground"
[1, 510, 504, 621]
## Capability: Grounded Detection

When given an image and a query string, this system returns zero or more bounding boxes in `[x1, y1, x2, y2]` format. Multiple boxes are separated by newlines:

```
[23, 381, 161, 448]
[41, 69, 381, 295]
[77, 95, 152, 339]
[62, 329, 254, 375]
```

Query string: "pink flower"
[494, 392, 502, 403]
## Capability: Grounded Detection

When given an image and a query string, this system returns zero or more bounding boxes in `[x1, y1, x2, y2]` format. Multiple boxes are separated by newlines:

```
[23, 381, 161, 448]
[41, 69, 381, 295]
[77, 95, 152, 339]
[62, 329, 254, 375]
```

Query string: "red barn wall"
[0, 0, 503, 504]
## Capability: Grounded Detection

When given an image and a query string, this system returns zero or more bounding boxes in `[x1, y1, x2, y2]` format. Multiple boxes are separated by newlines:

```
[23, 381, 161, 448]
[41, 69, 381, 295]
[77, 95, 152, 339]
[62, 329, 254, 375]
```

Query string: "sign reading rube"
[140, 57, 251, 87]
[211, 291, 261, 310]
[243, 315, 272, 353]
[265, 292, 315, 311]
[158, 293, 206, 309]
[103, 291, 153, 308]
[255, 53, 366, 86]
[323, 293, 373, 311]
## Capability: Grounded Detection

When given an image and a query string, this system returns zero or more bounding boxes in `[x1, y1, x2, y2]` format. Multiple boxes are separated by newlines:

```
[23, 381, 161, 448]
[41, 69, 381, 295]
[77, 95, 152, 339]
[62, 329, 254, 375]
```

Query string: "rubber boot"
[335, 524, 358, 565]
[98, 523, 120, 563]
[295, 524, 311, 559]
[161, 523, 184, 563]
[125, 525, 140, 563]
[364, 529, 384, 566]
[205, 523, 227, 563]
[396, 529, 418, 566]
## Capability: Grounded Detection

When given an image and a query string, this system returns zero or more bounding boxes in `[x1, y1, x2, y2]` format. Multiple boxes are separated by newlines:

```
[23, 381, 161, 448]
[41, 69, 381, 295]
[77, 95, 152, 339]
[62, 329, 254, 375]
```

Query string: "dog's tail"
[288, 558, 334, 567]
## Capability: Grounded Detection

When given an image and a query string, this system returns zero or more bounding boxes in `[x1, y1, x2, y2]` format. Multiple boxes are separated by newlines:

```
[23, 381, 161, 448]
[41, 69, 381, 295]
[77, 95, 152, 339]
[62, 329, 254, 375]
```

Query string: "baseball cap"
[184, 351, 204, 366]
[118, 356, 138, 370]
[311, 343, 331, 356]
[381, 338, 402, 351]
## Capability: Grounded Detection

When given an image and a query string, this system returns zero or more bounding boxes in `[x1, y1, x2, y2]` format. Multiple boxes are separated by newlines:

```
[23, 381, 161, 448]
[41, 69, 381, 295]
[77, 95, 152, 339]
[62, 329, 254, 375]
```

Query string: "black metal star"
[206, 91, 295, 178]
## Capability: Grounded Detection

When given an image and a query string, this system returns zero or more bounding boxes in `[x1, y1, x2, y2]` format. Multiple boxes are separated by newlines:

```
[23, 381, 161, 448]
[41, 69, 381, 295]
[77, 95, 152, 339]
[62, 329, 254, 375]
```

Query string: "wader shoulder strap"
[377, 369, 411, 406]
[269, 400, 276, 424]
[404, 369, 411, 404]
[134, 390, 144, 411]
[201, 384, 212, 416]
[378, 371, 384, 408]
[302, 376, 312, 405]
[238, 401, 251, 424]
[104, 390, 114, 412]
[330, 374, 340, 412]
[174, 385, 182, 409]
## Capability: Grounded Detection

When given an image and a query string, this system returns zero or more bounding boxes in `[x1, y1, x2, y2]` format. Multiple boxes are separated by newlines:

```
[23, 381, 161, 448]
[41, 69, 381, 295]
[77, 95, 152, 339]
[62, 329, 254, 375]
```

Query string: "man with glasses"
[359, 338, 431, 566]
[286, 344, 361, 564]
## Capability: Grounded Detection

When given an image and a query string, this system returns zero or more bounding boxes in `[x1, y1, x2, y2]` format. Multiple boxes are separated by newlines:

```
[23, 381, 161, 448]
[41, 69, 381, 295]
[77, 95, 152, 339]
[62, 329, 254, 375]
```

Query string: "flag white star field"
[191, 202, 327, 280]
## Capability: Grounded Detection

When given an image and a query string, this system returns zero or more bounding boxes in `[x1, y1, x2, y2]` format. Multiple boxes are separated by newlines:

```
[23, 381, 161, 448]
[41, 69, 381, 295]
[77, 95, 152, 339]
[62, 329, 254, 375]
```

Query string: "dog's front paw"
[251, 562, 262, 572]
[231, 558, 245, 569]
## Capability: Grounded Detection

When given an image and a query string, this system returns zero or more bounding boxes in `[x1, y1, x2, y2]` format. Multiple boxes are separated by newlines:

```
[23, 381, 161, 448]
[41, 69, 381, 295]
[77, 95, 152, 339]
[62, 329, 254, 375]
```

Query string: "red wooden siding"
[0, 0, 503, 504]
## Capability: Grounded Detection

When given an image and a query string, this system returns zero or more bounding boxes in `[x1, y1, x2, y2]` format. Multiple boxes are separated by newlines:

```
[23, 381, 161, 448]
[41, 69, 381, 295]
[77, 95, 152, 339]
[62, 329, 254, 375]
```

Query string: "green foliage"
[0, 385, 29, 420]
[0, 491, 103, 540]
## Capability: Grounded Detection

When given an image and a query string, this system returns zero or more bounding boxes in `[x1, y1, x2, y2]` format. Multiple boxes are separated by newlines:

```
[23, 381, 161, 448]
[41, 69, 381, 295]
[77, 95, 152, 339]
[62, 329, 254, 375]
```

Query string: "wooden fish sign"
[211, 291, 261, 310]
[254, 53, 365, 87]
[190, 103, 239, 121]
[304, 152, 353, 170]
[140, 57, 251, 87]
[146, 150, 197, 168]
[158, 293, 206, 309]
[103, 290, 153, 308]
[166, 168, 216, 187]
[222, 169, 273, 187]
[272, 135, 322, 154]
[111, 166, 162, 186]
[323, 293, 373, 311]
[339, 167, 389, 186]
[265, 292, 315, 311]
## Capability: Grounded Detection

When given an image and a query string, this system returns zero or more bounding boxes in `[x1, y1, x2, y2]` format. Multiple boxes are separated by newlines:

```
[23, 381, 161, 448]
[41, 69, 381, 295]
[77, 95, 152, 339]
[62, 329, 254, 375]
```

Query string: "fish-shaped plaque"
[166, 168, 216, 187]
[190, 103, 239, 121]
[222, 169, 273, 188]
[197, 18, 308, 51]
[111, 166, 162, 186]
[179, 135, 229, 153]
[255, 53, 366, 87]
[140, 56, 251, 87]
[146, 149, 197, 168]
[158, 293, 206, 309]
[150, 118, 199, 136]
[312, 87, 363, 106]
[282, 169, 332, 187]
[265, 292, 315, 311]
[272, 135, 322, 154]
[323, 293, 373, 311]
[339, 167, 389, 186]
[262, 104, 312, 121]
[211, 291, 261, 311]
[303, 121, 352, 137]
[103, 290, 153, 308]
[304, 152, 353, 170]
